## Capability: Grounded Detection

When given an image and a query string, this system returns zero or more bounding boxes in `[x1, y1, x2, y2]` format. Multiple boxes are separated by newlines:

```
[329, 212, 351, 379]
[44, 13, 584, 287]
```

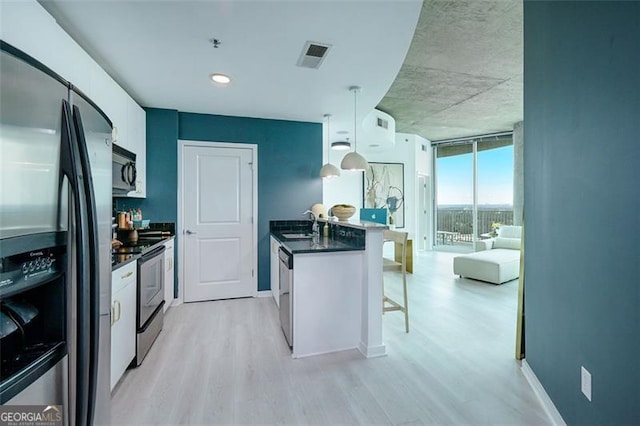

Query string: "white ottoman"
[453, 248, 520, 284]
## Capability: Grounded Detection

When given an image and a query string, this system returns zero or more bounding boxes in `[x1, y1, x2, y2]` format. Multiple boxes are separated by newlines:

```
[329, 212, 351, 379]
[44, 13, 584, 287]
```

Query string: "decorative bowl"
[331, 204, 356, 221]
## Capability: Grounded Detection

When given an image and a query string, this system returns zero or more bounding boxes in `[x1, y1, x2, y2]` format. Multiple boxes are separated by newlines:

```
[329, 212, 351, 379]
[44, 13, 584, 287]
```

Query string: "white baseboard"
[255, 290, 272, 298]
[521, 359, 566, 426]
[358, 342, 387, 358]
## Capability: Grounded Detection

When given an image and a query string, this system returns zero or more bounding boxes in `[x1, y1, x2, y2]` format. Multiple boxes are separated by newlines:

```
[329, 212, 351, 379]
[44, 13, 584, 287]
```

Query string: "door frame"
[176, 140, 258, 305]
[417, 173, 431, 251]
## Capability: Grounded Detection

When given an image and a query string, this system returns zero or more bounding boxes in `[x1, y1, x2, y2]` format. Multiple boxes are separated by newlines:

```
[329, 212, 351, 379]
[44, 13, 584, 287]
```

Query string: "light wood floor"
[110, 250, 550, 425]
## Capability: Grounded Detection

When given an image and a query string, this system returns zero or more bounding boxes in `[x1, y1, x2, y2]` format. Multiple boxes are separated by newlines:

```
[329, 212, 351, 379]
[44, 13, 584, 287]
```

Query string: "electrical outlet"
[581, 366, 592, 401]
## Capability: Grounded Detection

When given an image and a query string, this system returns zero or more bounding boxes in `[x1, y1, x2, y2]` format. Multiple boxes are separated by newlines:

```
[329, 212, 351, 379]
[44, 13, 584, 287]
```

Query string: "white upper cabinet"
[0, 1, 91, 94]
[2, 0, 147, 198]
[126, 98, 146, 198]
[91, 67, 128, 146]
[90, 63, 146, 198]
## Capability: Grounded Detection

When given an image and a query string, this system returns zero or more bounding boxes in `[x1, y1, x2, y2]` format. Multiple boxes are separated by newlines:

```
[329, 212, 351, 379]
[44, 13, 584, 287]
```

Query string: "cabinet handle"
[111, 303, 115, 326]
[115, 300, 122, 323]
[121, 271, 133, 279]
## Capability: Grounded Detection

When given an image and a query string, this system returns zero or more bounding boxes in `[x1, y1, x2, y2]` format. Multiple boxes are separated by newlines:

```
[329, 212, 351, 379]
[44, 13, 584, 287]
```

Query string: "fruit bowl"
[331, 204, 356, 221]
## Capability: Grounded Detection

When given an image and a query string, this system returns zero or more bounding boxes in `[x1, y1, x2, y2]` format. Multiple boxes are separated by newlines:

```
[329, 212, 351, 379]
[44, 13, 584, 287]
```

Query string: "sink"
[281, 233, 312, 239]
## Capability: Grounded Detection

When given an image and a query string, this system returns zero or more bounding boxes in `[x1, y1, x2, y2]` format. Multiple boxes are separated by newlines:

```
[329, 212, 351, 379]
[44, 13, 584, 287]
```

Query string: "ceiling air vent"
[297, 41, 331, 69]
[361, 109, 396, 151]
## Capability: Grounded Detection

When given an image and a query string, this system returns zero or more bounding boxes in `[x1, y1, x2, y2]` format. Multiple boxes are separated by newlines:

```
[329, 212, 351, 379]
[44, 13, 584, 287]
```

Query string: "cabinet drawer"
[112, 261, 136, 294]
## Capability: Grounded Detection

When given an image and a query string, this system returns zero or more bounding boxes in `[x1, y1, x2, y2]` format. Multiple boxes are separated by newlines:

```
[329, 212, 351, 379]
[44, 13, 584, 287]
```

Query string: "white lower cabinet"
[163, 238, 175, 312]
[270, 236, 281, 307]
[111, 261, 137, 391]
[292, 251, 363, 358]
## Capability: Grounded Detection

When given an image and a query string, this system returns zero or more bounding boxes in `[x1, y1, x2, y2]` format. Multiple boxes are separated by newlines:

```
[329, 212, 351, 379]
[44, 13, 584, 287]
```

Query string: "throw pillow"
[498, 225, 522, 239]
[493, 237, 521, 250]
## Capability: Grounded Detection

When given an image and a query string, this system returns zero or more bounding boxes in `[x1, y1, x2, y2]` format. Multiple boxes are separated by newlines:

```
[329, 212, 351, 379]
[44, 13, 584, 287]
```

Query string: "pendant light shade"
[319, 114, 340, 179]
[319, 163, 341, 178]
[341, 86, 369, 172]
[340, 151, 369, 171]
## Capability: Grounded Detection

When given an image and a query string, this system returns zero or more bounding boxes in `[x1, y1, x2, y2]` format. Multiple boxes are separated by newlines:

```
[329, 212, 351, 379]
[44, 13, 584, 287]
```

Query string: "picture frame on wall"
[363, 162, 405, 228]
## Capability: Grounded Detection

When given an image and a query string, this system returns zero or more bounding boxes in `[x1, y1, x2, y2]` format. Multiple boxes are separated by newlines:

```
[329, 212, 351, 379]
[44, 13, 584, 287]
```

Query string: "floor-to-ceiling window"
[434, 134, 514, 249]
[476, 138, 514, 238]
[434, 143, 474, 246]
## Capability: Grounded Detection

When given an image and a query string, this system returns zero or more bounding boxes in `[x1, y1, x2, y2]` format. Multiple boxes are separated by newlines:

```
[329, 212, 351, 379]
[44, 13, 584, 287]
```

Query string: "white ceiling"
[39, 0, 422, 142]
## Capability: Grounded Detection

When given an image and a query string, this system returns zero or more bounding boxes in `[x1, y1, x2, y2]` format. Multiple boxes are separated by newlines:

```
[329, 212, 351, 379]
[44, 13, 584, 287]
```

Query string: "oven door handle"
[139, 245, 166, 263]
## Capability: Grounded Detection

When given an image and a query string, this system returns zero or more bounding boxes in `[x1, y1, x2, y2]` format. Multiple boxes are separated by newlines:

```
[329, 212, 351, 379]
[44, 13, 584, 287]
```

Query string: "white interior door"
[181, 143, 256, 302]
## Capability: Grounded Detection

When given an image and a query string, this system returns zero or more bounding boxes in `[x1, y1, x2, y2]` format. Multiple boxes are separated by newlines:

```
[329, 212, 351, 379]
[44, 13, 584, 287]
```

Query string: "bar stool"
[382, 229, 409, 333]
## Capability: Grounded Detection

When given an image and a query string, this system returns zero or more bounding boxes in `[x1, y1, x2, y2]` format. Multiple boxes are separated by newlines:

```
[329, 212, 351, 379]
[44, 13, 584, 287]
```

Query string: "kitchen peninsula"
[270, 219, 388, 358]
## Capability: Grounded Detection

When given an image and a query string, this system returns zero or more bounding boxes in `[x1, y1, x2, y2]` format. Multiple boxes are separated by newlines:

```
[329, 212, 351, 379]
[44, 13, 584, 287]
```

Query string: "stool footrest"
[383, 296, 405, 312]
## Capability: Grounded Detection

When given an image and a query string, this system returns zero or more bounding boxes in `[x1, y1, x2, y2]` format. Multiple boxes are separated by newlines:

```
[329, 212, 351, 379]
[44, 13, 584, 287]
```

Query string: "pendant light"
[340, 86, 369, 171]
[319, 114, 340, 179]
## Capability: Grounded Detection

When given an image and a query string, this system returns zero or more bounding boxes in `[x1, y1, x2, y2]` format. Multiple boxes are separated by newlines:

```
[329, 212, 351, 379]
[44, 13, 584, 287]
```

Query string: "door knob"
[185, 229, 197, 235]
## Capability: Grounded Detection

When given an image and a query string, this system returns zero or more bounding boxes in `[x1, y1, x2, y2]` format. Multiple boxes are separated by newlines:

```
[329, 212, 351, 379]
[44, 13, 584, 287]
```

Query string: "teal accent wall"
[116, 108, 179, 294]
[122, 108, 180, 222]
[130, 108, 322, 293]
[524, 1, 639, 424]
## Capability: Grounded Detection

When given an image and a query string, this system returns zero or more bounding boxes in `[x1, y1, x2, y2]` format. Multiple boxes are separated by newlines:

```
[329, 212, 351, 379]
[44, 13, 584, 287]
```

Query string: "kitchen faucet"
[303, 210, 320, 244]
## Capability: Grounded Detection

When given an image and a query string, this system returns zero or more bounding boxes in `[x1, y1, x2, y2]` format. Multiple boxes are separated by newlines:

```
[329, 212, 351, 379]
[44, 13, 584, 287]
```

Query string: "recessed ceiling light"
[331, 140, 351, 150]
[210, 73, 231, 84]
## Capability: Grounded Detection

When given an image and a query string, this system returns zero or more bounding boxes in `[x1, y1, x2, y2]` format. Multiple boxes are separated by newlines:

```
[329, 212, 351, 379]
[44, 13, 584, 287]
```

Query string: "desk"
[436, 231, 458, 245]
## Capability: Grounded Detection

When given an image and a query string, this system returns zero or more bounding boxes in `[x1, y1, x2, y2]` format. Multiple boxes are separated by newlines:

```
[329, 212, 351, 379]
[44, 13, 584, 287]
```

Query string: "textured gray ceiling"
[377, 0, 523, 142]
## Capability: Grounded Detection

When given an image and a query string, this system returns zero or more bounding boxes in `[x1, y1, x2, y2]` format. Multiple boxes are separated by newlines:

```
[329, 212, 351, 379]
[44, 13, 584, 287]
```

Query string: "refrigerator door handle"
[72, 104, 101, 426]
[60, 99, 91, 426]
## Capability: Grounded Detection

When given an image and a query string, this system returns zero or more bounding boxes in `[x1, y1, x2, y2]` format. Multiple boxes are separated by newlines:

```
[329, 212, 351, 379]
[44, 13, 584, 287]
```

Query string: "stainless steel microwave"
[112, 143, 136, 196]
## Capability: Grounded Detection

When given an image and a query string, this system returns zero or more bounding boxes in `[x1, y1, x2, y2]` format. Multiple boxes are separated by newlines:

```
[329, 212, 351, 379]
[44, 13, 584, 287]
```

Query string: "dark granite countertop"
[271, 231, 364, 254]
[112, 236, 174, 271]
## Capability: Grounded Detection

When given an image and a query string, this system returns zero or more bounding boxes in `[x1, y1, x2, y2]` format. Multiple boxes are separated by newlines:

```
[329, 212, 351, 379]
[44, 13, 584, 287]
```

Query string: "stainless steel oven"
[134, 245, 165, 365]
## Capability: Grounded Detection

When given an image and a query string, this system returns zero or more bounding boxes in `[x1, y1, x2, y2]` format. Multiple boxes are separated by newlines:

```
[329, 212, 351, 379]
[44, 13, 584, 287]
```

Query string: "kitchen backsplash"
[269, 220, 312, 233]
[330, 223, 365, 248]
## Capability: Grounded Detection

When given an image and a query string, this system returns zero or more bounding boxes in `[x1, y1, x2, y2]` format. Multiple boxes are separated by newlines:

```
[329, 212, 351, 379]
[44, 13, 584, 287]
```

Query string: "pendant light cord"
[324, 114, 331, 160]
[353, 89, 357, 152]
[327, 115, 330, 158]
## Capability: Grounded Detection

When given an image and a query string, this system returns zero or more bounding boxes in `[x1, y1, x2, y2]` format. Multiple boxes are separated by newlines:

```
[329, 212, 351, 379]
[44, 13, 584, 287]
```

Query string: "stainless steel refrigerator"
[0, 40, 111, 425]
